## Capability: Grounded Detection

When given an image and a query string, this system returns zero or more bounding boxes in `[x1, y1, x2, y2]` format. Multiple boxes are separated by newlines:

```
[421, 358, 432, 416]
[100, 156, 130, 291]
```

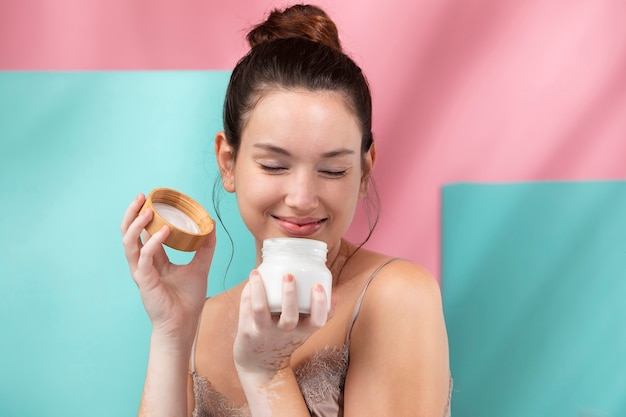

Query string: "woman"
[121, 4, 451, 416]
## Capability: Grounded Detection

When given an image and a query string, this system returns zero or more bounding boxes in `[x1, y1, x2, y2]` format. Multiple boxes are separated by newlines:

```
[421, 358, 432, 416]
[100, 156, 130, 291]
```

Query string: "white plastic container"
[257, 238, 332, 314]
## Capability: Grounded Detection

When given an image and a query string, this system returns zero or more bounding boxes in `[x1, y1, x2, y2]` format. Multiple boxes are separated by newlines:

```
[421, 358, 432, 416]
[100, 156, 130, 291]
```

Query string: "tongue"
[278, 219, 322, 236]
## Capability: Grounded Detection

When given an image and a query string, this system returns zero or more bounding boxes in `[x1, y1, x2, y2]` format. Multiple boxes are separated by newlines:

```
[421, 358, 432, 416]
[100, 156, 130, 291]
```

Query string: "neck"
[327, 239, 358, 286]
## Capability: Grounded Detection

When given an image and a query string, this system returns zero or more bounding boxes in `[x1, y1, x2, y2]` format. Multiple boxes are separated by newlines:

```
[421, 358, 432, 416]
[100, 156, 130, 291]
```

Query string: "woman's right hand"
[121, 193, 216, 342]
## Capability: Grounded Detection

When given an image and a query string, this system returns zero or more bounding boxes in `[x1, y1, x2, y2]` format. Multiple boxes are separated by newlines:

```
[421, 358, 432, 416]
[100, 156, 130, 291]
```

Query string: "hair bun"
[247, 4, 342, 51]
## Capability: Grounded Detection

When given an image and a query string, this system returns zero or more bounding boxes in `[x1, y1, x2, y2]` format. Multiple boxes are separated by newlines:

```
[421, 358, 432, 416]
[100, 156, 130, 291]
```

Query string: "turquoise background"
[443, 181, 626, 417]
[0, 72, 254, 416]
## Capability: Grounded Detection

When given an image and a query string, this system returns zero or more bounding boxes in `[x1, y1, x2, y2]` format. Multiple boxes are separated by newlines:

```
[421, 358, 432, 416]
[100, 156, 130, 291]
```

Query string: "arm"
[233, 271, 331, 417]
[343, 260, 451, 417]
[120, 194, 216, 417]
[139, 332, 195, 417]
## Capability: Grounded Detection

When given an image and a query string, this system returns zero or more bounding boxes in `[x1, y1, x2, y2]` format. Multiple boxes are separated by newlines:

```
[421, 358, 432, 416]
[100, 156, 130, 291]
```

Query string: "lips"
[272, 215, 327, 237]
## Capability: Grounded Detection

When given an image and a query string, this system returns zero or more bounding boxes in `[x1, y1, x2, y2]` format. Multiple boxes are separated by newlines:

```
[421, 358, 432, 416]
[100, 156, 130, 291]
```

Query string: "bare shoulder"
[346, 252, 446, 343]
[361, 257, 443, 314]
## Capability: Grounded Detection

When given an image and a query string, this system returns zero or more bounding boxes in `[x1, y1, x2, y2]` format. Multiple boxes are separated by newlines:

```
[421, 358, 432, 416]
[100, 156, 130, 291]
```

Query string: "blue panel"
[442, 181, 626, 417]
[0, 72, 254, 416]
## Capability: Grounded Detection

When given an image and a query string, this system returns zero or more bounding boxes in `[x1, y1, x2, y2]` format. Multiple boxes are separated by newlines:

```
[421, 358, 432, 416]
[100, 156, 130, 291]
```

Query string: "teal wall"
[0, 72, 254, 416]
[443, 181, 626, 416]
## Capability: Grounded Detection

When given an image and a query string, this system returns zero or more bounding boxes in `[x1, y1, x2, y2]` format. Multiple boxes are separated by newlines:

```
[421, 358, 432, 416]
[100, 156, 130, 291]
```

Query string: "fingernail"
[313, 284, 324, 292]
[283, 274, 294, 283]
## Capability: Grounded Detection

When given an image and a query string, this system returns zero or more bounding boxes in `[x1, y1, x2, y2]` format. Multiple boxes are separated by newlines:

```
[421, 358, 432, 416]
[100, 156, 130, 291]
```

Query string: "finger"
[238, 281, 253, 328]
[120, 193, 146, 234]
[151, 240, 170, 269]
[122, 207, 154, 270]
[248, 270, 272, 327]
[142, 227, 170, 271]
[189, 223, 217, 274]
[135, 225, 170, 287]
[306, 284, 329, 330]
[328, 294, 339, 320]
[277, 274, 299, 331]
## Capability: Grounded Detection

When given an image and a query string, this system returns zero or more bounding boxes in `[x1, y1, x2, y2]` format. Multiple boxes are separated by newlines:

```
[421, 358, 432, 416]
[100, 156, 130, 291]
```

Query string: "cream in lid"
[152, 202, 200, 234]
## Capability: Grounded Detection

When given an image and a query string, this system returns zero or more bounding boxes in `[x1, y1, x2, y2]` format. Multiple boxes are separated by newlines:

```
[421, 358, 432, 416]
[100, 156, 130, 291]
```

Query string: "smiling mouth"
[272, 216, 327, 236]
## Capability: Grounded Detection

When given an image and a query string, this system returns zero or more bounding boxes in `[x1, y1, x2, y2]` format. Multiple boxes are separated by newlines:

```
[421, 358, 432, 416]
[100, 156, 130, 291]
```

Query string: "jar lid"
[139, 188, 213, 252]
[262, 237, 327, 251]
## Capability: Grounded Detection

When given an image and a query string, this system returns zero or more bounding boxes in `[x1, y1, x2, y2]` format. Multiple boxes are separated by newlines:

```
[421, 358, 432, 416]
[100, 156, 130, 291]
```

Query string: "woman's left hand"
[233, 270, 332, 379]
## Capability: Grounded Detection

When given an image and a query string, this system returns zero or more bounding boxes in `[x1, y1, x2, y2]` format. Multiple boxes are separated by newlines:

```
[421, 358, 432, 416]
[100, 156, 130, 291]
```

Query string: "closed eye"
[320, 170, 348, 178]
[259, 164, 287, 173]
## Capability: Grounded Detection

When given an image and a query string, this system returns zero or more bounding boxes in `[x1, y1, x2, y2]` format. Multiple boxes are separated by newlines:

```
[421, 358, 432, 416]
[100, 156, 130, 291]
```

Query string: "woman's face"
[217, 89, 371, 258]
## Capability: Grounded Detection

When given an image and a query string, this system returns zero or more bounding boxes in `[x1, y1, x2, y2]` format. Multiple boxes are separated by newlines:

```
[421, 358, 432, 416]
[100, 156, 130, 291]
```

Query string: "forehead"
[241, 88, 362, 151]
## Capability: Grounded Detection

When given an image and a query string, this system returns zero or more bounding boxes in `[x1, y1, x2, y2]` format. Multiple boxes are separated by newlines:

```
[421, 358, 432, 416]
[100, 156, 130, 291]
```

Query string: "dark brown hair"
[223, 4, 374, 160]
[246, 4, 342, 51]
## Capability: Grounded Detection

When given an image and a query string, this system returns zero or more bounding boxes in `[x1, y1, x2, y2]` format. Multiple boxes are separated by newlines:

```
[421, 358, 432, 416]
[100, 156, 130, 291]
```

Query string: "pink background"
[2, 0, 625, 277]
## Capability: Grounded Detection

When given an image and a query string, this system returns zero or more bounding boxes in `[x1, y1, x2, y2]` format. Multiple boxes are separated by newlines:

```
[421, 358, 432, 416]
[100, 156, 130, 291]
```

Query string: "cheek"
[234, 174, 277, 217]
[329, 178, 362, 214]
[238, 186, 272, 209]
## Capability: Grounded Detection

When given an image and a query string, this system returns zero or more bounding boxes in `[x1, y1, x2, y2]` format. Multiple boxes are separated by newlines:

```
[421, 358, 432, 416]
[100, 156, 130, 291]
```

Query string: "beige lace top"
[190, 259, 452, 417]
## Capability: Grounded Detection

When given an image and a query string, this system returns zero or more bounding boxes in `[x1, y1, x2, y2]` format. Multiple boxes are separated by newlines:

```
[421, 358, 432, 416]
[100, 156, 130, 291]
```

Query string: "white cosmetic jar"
[257, 238, 332, 314]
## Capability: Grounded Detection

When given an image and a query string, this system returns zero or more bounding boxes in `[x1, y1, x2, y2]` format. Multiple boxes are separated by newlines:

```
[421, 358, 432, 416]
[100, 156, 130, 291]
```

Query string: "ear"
[359, 142, 376, 198]
[215, 131, 236, 193]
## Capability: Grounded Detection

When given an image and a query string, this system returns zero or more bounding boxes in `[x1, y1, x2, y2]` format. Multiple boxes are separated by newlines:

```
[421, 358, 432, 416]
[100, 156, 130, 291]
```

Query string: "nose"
[284, 170, 319, 212]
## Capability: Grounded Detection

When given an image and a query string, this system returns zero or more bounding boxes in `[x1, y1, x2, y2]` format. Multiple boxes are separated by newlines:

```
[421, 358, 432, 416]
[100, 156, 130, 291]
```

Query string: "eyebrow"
[252, 143, 355, 158]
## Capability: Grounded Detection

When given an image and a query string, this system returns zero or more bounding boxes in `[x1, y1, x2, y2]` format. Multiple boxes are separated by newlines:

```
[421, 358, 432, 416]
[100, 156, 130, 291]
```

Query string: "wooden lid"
[139, 188, 213, 252]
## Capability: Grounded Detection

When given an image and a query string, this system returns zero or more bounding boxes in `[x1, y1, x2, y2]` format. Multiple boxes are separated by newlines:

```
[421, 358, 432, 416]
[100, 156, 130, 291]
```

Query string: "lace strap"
[345, 258, 399, 344]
